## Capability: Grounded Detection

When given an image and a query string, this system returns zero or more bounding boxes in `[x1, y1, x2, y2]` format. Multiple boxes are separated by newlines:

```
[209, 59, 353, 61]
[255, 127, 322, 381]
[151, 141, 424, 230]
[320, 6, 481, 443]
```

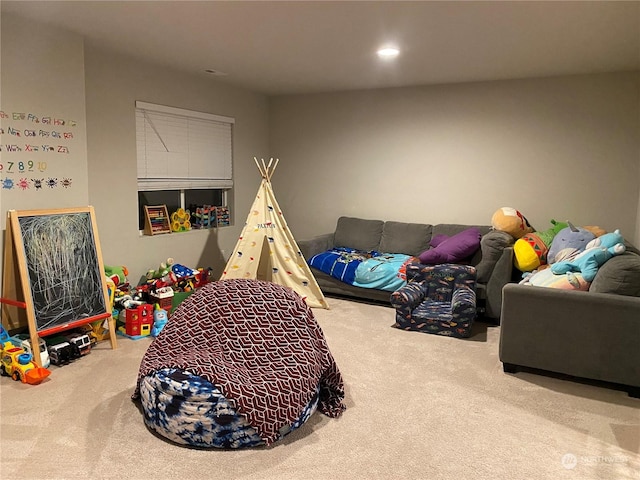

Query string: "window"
[135, 101, 234, 230]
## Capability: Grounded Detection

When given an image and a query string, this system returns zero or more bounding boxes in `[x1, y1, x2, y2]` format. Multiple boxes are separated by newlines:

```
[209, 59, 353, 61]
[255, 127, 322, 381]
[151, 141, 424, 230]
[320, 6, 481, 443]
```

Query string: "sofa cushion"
[334, 217, 384, 252]
[379, 221, 432, 255]
[418, 227, 482, 265]
[476, 230, 515, 283]
[589, 253, 640, 297]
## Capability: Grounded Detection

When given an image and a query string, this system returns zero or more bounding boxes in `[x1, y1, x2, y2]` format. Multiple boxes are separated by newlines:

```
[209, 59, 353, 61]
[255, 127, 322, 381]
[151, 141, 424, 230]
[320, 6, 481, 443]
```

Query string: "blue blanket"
[309, 248, 412, 291]
[353, 254, 412, 291]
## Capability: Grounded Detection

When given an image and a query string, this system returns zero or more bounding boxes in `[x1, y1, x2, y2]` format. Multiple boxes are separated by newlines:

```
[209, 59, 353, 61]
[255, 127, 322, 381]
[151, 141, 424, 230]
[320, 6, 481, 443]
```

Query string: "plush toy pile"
[490, 207, 626, 291]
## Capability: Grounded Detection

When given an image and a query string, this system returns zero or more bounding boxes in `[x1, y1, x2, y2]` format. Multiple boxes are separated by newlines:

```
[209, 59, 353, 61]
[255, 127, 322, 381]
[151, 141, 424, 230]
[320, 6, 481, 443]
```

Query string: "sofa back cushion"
[334, 217, 384, 251]
[379, 221, 432, 255]
[475, 230, 515, 282]
[589, 252, 640, 297]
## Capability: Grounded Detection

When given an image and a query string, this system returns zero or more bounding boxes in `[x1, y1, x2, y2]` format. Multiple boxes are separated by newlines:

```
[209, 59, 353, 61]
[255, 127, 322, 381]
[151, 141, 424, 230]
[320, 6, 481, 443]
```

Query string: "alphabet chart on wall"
[0, 110, 78, 192]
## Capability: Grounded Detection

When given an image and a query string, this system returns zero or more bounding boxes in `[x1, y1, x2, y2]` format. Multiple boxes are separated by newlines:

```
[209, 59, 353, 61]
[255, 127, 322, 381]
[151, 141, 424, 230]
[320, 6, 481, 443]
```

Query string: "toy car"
[63, 332, 92, 356]
[0, 345, 51, 384]
[10, 333, 51, 368]
[45, 336, 80, 366]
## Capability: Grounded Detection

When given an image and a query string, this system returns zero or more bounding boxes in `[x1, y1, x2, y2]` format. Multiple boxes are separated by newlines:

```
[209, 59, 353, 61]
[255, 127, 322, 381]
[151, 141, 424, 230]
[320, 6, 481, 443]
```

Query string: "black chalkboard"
[9, 207, 111, 336]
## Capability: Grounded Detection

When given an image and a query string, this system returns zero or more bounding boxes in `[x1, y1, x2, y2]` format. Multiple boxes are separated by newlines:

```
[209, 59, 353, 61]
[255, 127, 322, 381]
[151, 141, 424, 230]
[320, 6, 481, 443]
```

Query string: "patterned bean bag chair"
[132, 279, 345, 448]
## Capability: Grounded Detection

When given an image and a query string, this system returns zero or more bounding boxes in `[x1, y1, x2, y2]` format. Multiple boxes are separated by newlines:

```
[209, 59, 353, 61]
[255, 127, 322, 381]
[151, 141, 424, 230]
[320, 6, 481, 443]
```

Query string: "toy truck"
[45, 336, 80, 366]
[10, 333, 51, 368]
[63, 332, 92, 356]
[0, 345, 51, 384]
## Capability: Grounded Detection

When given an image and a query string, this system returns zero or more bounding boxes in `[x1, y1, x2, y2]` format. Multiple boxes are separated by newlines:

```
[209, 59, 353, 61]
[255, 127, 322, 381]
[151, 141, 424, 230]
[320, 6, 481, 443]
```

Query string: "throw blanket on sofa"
[132, 279, 346, 446]
[309, 248, 413, 291]
[353, 254, 413, 291]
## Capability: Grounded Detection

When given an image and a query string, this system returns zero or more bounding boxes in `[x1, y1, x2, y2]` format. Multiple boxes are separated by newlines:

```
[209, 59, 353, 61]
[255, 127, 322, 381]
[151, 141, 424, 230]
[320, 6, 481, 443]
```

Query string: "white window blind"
[136, 101, 234, 191]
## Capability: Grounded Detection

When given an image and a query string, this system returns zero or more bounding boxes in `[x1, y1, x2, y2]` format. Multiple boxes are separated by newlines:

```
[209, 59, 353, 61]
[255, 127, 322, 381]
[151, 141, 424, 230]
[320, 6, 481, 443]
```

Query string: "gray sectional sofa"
[499, 248, 640, 397]
[298, 216, 515, 320]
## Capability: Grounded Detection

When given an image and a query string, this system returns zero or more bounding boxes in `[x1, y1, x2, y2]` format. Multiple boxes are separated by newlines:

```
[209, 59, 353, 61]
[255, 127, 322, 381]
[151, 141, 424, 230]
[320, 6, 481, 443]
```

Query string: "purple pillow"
[429, 233, 449, 248]
[419, 227, 482, 264]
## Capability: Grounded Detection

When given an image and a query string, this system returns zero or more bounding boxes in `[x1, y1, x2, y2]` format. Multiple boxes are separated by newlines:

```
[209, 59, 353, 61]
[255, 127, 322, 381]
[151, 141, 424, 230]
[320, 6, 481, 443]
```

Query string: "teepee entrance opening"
[220, 158, 329, 309]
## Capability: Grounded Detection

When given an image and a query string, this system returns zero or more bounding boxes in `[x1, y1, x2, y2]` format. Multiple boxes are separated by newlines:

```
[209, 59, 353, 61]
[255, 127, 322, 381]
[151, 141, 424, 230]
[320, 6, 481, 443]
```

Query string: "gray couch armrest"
[499, 283, 640, 389]
[298, 233, 335, 259]
[484, 246, 514, 319]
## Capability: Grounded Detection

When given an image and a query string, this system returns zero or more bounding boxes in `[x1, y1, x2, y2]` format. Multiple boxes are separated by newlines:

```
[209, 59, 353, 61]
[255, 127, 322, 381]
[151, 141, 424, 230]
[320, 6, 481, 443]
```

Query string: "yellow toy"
[171, 208, 191, 232]
[513, 219, 568, 272]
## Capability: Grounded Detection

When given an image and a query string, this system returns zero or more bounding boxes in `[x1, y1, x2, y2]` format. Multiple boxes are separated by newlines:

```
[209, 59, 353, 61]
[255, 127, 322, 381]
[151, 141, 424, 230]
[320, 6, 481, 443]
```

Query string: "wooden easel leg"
[107, 314, 118, 349]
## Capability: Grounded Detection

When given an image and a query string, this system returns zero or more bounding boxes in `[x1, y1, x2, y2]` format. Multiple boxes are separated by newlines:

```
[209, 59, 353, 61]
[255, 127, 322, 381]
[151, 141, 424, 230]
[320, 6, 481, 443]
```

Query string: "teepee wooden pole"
[270, 158, 280, 179]
[254, 156, 266, 178]
[264, 158, 272, 181]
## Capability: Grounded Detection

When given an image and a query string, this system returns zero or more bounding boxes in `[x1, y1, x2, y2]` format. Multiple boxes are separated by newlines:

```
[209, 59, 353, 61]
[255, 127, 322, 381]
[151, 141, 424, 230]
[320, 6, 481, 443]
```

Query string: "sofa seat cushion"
[334, 216, 384, 251]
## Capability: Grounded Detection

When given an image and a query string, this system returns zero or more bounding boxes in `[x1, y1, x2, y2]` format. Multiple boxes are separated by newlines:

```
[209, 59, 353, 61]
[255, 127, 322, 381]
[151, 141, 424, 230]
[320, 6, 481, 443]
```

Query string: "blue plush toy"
[550, 229, 626, 282]
[151, 305, 169, 337]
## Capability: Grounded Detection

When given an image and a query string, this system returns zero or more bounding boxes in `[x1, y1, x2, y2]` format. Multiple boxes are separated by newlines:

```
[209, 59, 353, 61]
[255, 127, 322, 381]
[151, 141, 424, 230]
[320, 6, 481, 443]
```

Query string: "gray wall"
[83, 44, 269, 283]
[269, 73, 640, 245]
[1, 15, 89, 218]
[1, 13, 269, 290]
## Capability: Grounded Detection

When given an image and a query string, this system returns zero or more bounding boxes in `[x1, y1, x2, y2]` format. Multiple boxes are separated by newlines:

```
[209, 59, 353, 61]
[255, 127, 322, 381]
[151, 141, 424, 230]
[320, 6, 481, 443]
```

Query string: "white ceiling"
[3, 1, 639, 96]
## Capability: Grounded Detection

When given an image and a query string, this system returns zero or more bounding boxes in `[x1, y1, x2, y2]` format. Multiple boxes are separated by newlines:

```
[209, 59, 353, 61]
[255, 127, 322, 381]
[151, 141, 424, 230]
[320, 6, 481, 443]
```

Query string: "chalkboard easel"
[1, 207, 117, 366]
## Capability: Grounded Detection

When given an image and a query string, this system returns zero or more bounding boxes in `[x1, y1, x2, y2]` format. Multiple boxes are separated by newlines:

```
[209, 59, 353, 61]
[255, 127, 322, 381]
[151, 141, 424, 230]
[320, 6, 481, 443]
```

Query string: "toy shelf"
[144, 205, 172, 236]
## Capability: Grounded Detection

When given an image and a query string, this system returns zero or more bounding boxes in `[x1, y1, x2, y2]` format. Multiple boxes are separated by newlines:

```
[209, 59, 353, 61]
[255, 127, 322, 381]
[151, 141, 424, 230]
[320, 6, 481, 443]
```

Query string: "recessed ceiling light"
[205, 69, 228, 76]
[377, 47, 400, 59]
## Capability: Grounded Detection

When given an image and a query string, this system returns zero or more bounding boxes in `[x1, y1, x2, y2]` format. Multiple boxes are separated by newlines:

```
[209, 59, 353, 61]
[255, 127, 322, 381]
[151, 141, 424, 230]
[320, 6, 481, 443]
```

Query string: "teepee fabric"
[220, 158, 329, 309]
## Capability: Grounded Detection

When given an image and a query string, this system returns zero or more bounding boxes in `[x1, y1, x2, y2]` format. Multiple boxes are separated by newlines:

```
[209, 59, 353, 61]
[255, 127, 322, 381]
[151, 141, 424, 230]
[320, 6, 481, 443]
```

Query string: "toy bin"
[171, 291, 194, 314]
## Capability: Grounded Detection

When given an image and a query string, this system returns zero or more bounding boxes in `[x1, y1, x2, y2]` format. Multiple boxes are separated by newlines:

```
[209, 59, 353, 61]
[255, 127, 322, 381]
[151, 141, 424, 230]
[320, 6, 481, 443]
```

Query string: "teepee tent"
[220, 158, 329, 309]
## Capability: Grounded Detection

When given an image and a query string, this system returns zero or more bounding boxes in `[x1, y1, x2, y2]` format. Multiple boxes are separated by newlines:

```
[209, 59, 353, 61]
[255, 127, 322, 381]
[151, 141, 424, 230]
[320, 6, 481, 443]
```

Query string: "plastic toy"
[63, 332, 92, 356]
[120, 304, 154, 338]
[172, 263, 199, 279]
[146, 258, 175, 281]
[10, 333, 51, 368]
[0, 324, 11, 345]
[150, 286, 174, 313]
[45, 336, 80, 366]
[151, 305, 169, 337]
[0, 344, 51, 384]
[170, 208, 192, 232]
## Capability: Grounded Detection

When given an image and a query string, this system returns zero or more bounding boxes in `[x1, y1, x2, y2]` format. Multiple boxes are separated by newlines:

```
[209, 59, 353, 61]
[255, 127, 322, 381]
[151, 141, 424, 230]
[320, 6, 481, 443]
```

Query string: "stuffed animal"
[491, 207, 533, 239]
[584, 229, 623, 250]
[546, 222, 595, 265]
[550, 230, 626, 282]
[536, 219, 568, 247]
[512, 219, 568, 272]
[513, 233, 548, 272]
[151, 305, 169, 337]
[583, 225, 606, 238]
